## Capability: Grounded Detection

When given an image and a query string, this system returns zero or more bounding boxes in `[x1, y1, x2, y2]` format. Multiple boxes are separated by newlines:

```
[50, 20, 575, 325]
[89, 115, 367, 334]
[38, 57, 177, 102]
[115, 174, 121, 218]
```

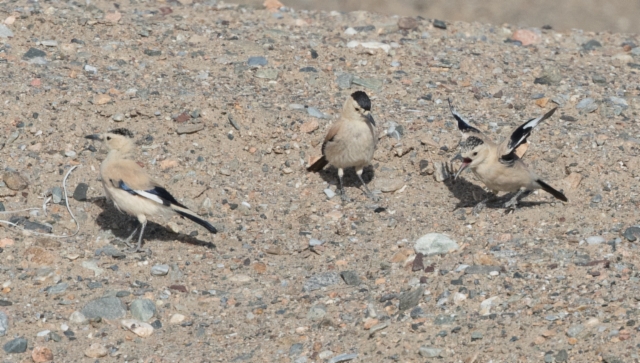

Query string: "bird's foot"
[365, 191, 380, 202]
[472, 201, 487, 215]
[504, 197, 519, 210]
[340, 190, 351, 203]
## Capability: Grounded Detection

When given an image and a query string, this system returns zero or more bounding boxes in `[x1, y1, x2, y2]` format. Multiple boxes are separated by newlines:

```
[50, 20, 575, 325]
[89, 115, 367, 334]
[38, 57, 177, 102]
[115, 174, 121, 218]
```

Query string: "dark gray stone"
[556, 349, 568, 362]
[73, 183, 89, 201]
[582, 39, 602, 51]
[23, 48, 46, 59]
[623, 226, 640, 242]
[144, 49, 162, 56]
[9, 216, 52, 233]
[303, 272, 341, 292]
[81, 297, 126, 319]
[433, 19, 447, 29]
[398, 287, 424, 311]
[340, 271, 360, 286]
[3, 337, 27, 354]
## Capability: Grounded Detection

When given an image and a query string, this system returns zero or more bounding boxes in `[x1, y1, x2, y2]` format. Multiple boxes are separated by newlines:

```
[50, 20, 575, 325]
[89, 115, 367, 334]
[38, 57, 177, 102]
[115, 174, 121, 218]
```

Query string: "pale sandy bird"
[86, 128, 217, 252]
[307, 91, 377, 201]
[448, 100, 567, 213]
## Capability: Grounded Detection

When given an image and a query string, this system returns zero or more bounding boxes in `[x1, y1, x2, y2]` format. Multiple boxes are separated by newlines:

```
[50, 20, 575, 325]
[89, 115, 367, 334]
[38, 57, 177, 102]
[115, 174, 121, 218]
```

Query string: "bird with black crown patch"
[85, 128, 217, 252]
[307, 91, 378, 202]
[448, 100, 568, 214]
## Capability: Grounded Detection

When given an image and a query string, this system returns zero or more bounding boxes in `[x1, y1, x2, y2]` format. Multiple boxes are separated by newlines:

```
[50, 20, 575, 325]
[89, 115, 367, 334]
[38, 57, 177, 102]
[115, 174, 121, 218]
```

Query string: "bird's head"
[344, 90, 375, 126]
[85, 128, 135, 152]
[454, 135, 489, 179]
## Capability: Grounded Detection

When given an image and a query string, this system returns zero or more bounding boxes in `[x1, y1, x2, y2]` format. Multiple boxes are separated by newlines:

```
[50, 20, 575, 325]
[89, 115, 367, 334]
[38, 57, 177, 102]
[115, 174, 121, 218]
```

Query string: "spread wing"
[499, 107, 556, 162]
[448, 99, 482, 135]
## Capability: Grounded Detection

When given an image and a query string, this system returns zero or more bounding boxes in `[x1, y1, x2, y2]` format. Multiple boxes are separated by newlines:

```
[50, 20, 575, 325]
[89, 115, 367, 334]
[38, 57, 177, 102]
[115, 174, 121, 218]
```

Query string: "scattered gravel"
[0, 1, 638, 361]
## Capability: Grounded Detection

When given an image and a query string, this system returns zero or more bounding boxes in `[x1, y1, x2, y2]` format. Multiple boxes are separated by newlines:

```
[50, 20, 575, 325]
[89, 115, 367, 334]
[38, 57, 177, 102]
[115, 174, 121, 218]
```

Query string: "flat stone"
[623, 226, 640, 242]
[398, 17, 418, 30]
[534, 66, 562, 85]
[143, 49, 162, 56]
[374, 178, 404, 193]
[3, 337, 27, 354]
[3, 171, 28, 191]
[567, 324, 584, 337]
[303, 272, 341, 292]
[0, 311, 8, 336]
[576, 98, 598, 113]
[336, 73, 353, 89]
[23, 48, 46, 59]
[73, 183, 89, 201]
[81, 260, 104, 277]
[255, 69, 278, 79]
[85, 343, 108, 358]
[434, 314, 456, 325]
[130, 299, 156, 322]
[176, 123, 205, 135]
[464, 265, 502, 275]
[586, 236, 605, 245]
[307, 107, 326, 119]
[0, 24, 14, 38]
[69, 311, 87, 324]
[46, 283, 69, 295]
[471, 331, 483, 340]
[81, 297, 126, 320]
[121, 319, 154, 337]
[307, 304, 327, 321]
[419, 346, 442, 358]
[556, 349, 568, 362]
[399, 286, 425, 311]
[352, 77, 383, 91]
[414, 233, 459, 255]
[95, 245, 126, 259]
[328, 353, 358, 363]
[247, 56, 268, 67]
[51, 186, 63, 203]
[151, 264, 170, 276]
[340, 271, 361, 286]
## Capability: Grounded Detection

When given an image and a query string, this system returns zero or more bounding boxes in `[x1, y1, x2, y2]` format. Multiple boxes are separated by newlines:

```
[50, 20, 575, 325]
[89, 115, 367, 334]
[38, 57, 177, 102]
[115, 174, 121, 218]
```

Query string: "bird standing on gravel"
[448, 100, 567, 213]
[85, 128, 217, 252]
[307, 91, 377, 201]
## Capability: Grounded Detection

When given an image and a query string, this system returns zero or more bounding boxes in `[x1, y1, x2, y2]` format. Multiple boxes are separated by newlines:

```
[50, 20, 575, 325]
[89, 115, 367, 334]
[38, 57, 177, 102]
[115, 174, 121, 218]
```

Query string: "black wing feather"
[447, 99, 481, 134]
[145, 186, 188, 208]
[504, 107, 557, 157]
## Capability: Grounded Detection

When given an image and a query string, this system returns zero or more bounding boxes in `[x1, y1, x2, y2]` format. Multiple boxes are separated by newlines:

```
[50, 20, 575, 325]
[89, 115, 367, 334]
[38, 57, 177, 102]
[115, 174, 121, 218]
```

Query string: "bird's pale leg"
[128, 216, 147, 253]
[338, 168, 350, 202]
[119, 226, 139, 248]
[356, 168, 378, 201]
[504, 189, 526, 210]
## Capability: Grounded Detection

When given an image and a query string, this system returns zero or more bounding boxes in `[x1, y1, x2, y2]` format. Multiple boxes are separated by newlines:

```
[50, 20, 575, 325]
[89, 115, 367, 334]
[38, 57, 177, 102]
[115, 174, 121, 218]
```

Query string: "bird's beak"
[85, 134, 102, 141]
[364, 112, 375, 126]
[454, 158, 472, 180]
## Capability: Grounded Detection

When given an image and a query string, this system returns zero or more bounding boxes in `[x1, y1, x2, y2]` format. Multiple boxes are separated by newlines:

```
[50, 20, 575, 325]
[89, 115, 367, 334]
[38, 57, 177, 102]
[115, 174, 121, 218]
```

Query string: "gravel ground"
[1, 1, 640, 362]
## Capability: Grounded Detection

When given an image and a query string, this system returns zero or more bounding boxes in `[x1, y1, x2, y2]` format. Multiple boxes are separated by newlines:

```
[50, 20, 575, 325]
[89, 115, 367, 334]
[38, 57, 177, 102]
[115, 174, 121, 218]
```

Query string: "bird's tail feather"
[171, 205, 217, 233]
[537, 179, 568, 202]
[307, 156, 328, 172]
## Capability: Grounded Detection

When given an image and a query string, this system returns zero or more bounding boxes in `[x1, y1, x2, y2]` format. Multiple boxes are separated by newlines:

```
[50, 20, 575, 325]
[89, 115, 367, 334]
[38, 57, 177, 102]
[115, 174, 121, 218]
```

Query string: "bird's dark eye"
[473, 152, 478, 156]
[107, 136, 111, 141]
[355, 107, 360, 112]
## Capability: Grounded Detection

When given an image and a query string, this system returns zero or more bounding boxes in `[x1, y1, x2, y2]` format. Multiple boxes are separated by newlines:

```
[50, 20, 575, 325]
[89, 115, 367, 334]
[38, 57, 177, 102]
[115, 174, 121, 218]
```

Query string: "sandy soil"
[1, 0, 640, 362]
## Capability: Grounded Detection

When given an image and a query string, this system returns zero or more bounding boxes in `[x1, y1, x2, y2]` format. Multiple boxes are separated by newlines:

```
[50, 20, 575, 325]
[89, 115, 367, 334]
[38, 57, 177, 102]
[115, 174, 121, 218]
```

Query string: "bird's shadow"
[316, 165, 376, 195]
[89, 198, 216, 250]
[443, 174, 548, 211]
